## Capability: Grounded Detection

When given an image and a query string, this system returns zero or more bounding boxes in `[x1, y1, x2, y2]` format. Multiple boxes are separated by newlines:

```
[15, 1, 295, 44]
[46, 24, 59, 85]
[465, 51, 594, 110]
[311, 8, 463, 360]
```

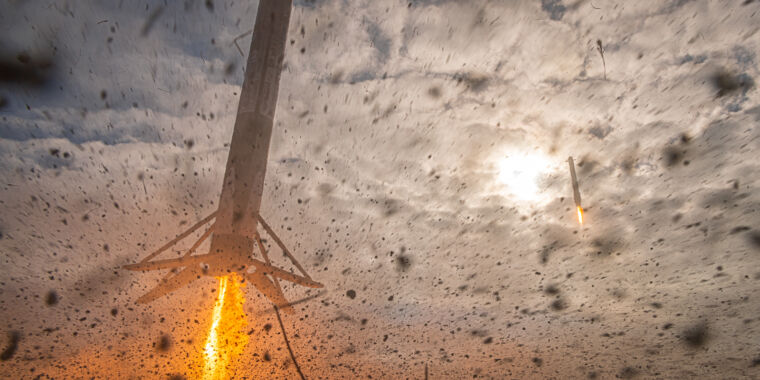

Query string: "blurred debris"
[455, 72, 489, 93]
[682, 322, 709, 348]
[541, 0, 566, 20]
[544, 284, 560, 295]
[748, 230, 760, 250]
[427, 86, 441, 98]
[663, 145, 687, 167]
[0, 52, 53, 87]
[0, 331, 20, 361]
[224, 62, 236, 76]
[711, 69, 754, 97]
[45, 290, 59, 306]
[596, 39, 606, 80]
[618, 366, 640, 379]
[550, 298, 568, 311]
[157, 334, 172, 352]
[395, 253, 412, 272]
[140, 6, 164, 36]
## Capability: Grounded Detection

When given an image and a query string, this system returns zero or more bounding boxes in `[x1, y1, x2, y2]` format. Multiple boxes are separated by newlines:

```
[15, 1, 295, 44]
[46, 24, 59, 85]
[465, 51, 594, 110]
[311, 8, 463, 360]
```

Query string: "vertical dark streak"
[274, 305, 307, 380]
[256, 230, 307, 380]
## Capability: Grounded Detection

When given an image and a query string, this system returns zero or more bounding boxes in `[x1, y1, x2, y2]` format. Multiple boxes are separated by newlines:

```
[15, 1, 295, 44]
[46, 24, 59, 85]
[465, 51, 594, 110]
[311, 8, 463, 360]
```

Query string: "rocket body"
[568, 157, 581, 207]
[123, 0, 324, 307]
[214, 0, 293, 240]
[568, 157, 583, 224]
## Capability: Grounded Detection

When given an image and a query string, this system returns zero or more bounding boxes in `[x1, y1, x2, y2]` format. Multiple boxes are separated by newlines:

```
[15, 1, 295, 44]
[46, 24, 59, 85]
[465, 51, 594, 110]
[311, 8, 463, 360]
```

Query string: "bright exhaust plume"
[202, 274, 249, 380]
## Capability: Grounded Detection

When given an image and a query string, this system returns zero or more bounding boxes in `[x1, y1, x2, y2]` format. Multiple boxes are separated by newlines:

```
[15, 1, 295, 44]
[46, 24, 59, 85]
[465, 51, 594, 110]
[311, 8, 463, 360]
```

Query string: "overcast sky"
[1, 0, 759, 378]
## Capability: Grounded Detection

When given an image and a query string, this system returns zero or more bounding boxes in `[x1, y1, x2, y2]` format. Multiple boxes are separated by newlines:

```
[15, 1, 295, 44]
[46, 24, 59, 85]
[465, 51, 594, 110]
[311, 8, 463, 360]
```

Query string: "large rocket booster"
[123, 0, 324, 311]
[568, 157, 583, 224]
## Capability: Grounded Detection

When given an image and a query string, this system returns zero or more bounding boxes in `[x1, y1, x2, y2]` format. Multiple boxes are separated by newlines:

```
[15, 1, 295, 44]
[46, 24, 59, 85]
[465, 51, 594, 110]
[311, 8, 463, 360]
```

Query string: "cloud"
[1, 0, 760, 378]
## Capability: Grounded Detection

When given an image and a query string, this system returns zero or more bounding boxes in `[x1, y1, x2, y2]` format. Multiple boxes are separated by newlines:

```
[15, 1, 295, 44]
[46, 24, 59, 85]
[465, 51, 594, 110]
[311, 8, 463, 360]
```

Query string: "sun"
[495, 151, 554, 202]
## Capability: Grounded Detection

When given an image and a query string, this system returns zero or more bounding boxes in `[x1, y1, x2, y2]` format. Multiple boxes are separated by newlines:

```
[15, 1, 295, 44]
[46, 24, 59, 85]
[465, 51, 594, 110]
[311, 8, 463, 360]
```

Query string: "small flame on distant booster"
[576, 206, 584, 225]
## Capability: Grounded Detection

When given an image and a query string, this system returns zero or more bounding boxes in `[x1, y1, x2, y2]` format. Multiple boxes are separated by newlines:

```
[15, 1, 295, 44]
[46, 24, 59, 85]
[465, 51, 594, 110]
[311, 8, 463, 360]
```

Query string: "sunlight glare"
[496, 152, 553, 202]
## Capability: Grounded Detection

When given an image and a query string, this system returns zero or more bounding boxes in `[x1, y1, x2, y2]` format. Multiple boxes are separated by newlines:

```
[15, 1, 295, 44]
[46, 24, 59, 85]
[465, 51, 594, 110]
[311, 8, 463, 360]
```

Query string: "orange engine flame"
[202, 274, 248, 380]
[576, 206, 584, 225]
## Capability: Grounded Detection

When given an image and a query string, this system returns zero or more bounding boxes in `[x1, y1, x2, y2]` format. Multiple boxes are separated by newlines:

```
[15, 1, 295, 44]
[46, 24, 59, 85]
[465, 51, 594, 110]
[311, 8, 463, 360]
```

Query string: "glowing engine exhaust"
[202, 275, 248, 380]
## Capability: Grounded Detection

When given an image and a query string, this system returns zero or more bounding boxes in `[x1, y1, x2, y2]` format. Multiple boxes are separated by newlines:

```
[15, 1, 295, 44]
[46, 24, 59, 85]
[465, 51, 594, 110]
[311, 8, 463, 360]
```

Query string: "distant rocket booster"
[568, 157, 583, 224]
[568, 157, 581, 207]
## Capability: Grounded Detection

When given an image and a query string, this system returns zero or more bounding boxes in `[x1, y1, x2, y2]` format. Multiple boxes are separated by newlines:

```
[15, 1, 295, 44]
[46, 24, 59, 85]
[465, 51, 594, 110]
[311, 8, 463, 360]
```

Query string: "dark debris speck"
[0, 331, 20, 361]
[157, 334, 172, 352]
[44, 290, 58, 306]
[682, 322, 709, 348]
[618, 366, 639, 379]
